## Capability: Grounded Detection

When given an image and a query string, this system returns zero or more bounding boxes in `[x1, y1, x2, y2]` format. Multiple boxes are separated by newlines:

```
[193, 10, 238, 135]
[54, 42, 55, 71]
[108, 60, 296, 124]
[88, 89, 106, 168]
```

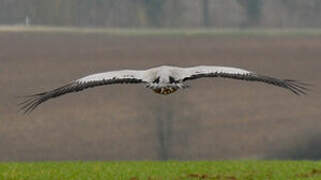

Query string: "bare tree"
[148, 95, 200, 160]
[202, 0, 210, 27]
[142, 0, 165, 27]
[150, 98, 174, 160]
[237, 0, 263, 27]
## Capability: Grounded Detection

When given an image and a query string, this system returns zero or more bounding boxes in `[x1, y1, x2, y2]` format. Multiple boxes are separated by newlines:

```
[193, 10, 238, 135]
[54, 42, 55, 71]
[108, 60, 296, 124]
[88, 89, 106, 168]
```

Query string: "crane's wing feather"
[20, 70, 147, 113]
[180, 66, 309, 95]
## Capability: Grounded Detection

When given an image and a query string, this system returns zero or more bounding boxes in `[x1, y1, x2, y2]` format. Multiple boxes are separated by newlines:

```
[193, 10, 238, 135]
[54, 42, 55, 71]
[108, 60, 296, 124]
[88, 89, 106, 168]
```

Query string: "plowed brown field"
[1, 32, 320, 161]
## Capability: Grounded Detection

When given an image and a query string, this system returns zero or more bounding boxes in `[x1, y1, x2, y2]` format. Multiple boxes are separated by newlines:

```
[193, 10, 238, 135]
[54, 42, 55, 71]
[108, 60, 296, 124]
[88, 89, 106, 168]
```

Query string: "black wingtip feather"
[19, 78, 145, 114]
[184, 72, 310, 96]
[281, 79, 310, 96]
[18, 83, 76, 114]
[19, 94, 46, 114]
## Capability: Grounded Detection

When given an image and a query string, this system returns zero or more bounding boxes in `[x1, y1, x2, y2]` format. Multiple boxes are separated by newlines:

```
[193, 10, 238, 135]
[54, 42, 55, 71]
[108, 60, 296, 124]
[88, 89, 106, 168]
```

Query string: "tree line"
[0, 0, 320, 28]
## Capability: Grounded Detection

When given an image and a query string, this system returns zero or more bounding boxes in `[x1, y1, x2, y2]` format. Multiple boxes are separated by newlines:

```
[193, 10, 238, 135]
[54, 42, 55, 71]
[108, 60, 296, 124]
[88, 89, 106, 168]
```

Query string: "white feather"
[181, 65, 252, 79]
[76, 70, 146, 83]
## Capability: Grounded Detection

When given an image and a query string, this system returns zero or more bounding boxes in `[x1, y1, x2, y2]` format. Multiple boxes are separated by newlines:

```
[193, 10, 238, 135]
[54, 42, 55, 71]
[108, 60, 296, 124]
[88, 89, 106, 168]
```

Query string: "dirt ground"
[1, 32, 321, 161]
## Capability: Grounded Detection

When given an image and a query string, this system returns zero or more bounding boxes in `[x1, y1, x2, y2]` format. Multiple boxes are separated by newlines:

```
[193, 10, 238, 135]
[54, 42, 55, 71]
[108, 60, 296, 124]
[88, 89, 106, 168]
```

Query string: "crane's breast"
[153, 87, 177, 95]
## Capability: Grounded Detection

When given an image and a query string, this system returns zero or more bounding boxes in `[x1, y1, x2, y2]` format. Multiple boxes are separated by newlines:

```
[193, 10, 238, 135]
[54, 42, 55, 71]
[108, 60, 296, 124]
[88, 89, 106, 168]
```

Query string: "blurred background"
[0, 0, 321, 161]
[1, 0, 321, 28]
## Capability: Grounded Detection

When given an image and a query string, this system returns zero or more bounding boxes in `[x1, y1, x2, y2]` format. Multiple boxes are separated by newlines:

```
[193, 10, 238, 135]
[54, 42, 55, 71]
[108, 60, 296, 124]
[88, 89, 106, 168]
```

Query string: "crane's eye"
[169, 76, 176, 83]
[153, 77, 160, 83]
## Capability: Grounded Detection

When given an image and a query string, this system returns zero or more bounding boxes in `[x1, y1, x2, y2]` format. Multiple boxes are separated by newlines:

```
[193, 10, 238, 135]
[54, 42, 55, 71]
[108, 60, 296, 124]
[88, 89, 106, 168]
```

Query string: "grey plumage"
[20, 65, 309, 113]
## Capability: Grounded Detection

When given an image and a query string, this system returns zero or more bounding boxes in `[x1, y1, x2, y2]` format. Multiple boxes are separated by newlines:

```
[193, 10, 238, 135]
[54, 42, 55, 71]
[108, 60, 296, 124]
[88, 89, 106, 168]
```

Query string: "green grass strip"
[1, 161, 321, 180]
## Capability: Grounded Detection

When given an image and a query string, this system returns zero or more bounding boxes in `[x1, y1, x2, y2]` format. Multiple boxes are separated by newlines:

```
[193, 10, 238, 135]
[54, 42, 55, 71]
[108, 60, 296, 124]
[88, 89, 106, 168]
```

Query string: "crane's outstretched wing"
[180, 65, 309, 95]
[20, 70, 147, 113]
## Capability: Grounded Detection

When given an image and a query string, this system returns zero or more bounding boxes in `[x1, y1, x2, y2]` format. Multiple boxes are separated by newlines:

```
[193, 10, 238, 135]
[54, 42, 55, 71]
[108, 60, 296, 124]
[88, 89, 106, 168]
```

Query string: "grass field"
[1, 25, 321, 36]
[1, 161, 321, 180]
